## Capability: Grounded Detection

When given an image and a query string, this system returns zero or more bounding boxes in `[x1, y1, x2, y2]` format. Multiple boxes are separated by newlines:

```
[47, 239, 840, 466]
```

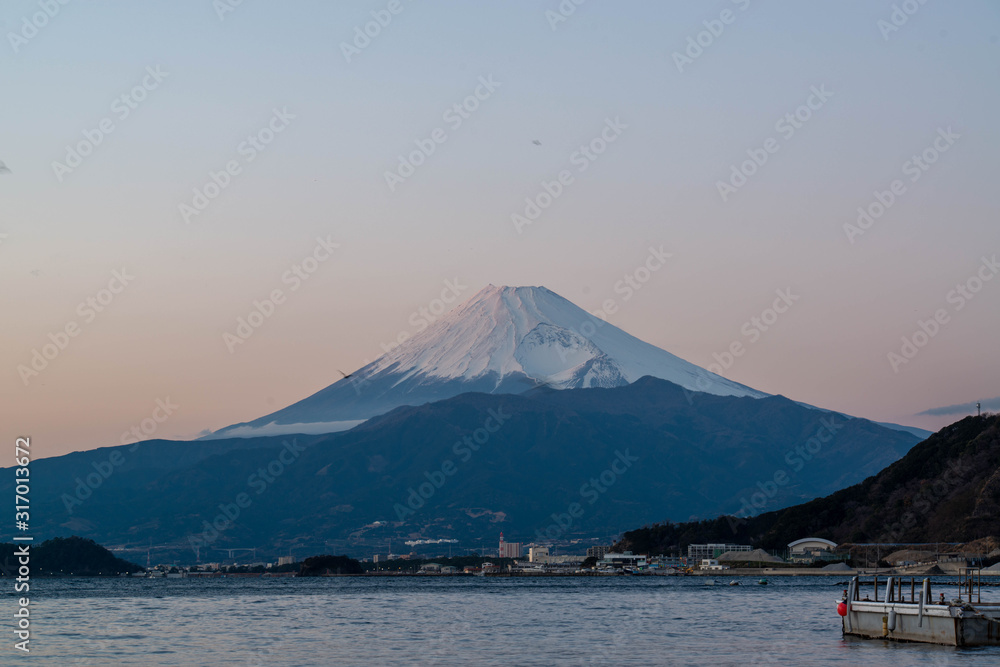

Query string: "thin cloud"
[918, 397, 1000, 416]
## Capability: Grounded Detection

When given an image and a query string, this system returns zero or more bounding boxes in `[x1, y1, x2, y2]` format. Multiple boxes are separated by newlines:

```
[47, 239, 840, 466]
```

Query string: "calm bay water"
[5, 576, 1000, 666]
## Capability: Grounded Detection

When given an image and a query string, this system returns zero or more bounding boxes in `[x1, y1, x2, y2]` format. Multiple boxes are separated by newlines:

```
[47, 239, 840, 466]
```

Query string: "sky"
[2, 0, 998, 459]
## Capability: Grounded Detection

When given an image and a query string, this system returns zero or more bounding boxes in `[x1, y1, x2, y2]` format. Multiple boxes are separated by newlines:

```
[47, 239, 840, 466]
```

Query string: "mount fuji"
[210, 285, 768, 438]
[22, 285, 931, 554]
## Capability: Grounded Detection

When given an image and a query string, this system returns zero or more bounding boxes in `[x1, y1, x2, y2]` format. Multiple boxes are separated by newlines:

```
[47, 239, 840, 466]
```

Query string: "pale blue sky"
[3, 0, 999, 456]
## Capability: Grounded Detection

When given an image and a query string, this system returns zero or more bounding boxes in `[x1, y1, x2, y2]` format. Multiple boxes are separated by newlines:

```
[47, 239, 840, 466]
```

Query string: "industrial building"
[687, 543, 752, 561]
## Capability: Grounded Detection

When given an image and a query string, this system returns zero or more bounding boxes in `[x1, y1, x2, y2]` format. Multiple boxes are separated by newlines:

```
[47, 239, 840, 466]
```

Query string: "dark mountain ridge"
[7, 378, 920, 561]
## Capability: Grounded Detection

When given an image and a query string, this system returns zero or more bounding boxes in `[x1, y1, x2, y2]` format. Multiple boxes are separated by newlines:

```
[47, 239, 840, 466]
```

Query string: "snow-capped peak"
[371, 284, 761, 395]
[207, 285, 765, 439]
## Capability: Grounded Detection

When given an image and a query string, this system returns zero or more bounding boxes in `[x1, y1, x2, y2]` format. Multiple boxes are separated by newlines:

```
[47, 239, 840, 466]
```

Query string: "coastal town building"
[649, 555, 684, 568]
[598, 552, 648, 569]
[787, 537, 839, 564]
[499, 533, 523, 559]
[788, 537, 838, 555]
[586, 545, 610, 560]
[528, 546, 549, 563]
[525, 545, 581, 565]
[700, 559, 729, 571]
[687, 543, 752, 561]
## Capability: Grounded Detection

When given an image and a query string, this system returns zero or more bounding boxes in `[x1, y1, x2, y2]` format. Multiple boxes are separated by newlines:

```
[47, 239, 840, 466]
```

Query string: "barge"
[839, 570, 1000, 646]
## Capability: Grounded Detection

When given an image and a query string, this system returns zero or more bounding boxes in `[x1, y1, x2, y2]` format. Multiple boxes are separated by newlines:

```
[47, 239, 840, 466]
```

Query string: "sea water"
[4, 576, 999, 665]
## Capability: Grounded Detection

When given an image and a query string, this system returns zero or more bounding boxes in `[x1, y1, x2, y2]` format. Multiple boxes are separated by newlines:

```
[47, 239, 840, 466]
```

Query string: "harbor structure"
[841, 573, 1000, 646]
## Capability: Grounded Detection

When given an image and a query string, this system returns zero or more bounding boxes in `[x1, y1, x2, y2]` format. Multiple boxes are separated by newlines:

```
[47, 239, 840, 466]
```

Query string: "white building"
[788, 537, 839, 563]
[700, 559, 729, 571]
[788, 537, 838, 555]
[529, 546, 549, 563]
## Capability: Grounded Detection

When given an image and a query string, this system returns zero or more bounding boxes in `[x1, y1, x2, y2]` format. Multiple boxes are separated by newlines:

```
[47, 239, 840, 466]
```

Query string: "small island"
[0, 536, 143, 576]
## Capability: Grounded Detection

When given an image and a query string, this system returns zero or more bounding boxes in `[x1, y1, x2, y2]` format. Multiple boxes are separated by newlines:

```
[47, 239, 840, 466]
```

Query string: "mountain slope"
[615, 414, 1000, 554]
[210, 285, 766, 438]
[8, 377, 920, 561]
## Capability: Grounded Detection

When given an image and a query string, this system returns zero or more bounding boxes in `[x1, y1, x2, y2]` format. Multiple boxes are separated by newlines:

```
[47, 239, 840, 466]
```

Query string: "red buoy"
[837, 602, 848, 617]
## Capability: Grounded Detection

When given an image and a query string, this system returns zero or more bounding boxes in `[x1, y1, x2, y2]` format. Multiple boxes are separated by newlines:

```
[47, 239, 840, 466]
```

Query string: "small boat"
[704, 579, 716, 586]
[728, 580, 740, 586]
[758, 578, 768, 585]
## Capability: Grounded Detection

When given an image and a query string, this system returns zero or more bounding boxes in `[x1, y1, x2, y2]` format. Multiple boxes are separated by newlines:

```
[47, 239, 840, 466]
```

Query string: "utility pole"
[977, 402, 981, 417]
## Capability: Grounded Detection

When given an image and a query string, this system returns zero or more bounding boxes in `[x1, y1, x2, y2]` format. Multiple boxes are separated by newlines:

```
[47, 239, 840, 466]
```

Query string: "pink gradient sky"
[2, 0, 998, 459]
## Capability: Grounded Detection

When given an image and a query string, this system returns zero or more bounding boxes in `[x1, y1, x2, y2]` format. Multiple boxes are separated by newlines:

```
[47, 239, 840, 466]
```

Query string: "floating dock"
[840, 571, 1000, 646]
